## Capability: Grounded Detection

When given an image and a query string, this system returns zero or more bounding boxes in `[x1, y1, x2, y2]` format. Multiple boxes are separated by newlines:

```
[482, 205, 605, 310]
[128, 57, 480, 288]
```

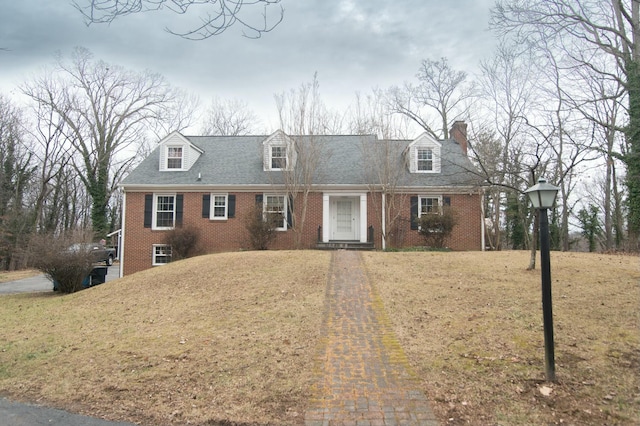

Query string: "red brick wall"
[398, 193, 482, 250]
[123, 190, 482, 275]
[123, 192, 327, 275]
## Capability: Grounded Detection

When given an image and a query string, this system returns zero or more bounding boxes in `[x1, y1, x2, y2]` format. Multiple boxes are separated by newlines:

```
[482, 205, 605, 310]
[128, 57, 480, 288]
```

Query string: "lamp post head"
[525, 178, 560, 209]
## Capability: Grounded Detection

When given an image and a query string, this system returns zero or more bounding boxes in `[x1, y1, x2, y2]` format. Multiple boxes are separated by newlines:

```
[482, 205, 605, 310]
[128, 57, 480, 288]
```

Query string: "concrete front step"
[316, 241, 375, 250]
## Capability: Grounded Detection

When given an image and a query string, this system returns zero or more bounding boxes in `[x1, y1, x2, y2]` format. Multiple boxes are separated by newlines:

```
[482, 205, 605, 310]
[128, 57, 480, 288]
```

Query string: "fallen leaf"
[539, 385, 553, 397]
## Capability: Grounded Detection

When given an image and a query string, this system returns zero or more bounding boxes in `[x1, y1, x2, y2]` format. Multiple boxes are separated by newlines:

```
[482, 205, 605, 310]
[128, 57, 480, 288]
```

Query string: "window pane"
[167, 147, 183, 169]
[420, 197, 439, 214]
[271, 146, 287, 169]
[156, 195, 175, 227]
[167, 158, 182, 169]
[213, 195, 227, 218]
[154, 245, 172, 264]
[417, 149, 433, 171]
[266, 195, 285, 228]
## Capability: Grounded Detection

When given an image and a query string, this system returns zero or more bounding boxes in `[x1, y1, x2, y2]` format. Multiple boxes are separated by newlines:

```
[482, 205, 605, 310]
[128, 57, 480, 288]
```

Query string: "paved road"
[0, 265, 120, 295]
[0, 398, 135, 426]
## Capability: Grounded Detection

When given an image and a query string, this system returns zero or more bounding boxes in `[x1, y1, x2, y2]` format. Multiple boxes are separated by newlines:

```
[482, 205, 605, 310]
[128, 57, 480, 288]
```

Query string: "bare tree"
[390, 57, 475, 139]
[274, 75, 334, 248]
[0, 95, 36, 269]
[22, 47, 187, 239]
[73, 0, 284, 39]
[276, 74, 344, 135]
[201, 97, 258, 135]
[492, 0, 640, 247]
[562, 52, 627, 250]
[26, 100, 75, 234]
[346, 89, 411, 249]
[361, 138, 409, 249]
[347, 89, 412, 139]
[470, 43, 539, 251]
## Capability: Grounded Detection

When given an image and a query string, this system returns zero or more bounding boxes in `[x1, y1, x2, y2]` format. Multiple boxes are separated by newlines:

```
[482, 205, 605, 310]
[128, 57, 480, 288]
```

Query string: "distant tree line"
[2, 0, 638, 270]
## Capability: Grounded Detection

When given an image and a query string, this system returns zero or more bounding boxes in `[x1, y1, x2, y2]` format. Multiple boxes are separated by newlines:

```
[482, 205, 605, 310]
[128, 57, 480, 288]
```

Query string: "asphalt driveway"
[0, 398, 135, 426]
[0, 265, 119, 295]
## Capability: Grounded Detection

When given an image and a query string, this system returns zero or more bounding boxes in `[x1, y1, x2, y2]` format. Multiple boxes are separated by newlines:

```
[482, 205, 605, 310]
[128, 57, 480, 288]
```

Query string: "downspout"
[381, 192, 386, 250]
[480, 187, 485, 251]
[119, 191, 126, 278]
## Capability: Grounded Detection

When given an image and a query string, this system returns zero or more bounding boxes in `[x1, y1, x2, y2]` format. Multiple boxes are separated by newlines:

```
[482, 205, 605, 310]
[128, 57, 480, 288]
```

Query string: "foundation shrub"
[418, 207, 458, 248]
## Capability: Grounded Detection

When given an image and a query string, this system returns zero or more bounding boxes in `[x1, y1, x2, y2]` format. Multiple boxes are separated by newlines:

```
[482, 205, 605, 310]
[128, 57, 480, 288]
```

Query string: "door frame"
[322, 193, 367, 243]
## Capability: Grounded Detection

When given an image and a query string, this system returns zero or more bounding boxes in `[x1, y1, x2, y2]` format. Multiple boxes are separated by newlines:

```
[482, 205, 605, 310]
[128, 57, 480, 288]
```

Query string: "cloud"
[0, 0, 497, 130]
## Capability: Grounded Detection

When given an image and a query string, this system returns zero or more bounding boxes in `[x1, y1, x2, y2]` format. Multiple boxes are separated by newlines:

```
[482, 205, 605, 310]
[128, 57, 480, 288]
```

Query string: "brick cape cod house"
[118, 121, 484, 276]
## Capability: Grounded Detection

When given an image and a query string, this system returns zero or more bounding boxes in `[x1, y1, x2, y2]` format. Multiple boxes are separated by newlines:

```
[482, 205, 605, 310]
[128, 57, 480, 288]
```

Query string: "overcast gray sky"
[0, 1, 497, 132]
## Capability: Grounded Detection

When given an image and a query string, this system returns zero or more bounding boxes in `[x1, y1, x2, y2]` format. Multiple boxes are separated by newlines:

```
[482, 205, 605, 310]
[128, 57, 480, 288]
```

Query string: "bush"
[418, 207, 458, 249]
[30, 233, 96, 294]
[243, 204, 279, 250]
[163, 224, 202, 260]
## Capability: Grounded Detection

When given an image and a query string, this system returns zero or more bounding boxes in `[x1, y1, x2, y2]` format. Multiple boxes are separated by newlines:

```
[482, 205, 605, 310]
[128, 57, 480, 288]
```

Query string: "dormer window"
[263, 130, 295, 171]
[407, 133, 441, 174]
[417, 148, 433, 171]
[271, 146, 287, 170]
[167, 146, 183, 169]
[158, 132, 202, 172]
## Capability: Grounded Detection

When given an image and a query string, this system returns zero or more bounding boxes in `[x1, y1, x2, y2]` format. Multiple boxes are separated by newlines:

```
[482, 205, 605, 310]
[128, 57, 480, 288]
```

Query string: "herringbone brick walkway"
[305, 250, 438, 426]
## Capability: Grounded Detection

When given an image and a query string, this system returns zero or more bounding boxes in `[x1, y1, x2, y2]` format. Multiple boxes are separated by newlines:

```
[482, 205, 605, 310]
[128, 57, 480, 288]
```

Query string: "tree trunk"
[625, 59, 640, 249]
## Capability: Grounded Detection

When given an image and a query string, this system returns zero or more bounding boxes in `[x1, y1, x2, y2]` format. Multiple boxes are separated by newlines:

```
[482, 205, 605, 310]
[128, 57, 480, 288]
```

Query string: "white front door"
[331, 197, 359, 240]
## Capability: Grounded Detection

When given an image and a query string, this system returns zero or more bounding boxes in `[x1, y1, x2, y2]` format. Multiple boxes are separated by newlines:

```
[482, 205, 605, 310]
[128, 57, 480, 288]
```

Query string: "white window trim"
[414, 147, 437, 173]
[210, 193, 228, 220]
[264, 194, 288, 231]
[418, 195, 443, 217]
[152, 193, 176, 230]
[270, 145, 288, 171]
[152, 244, 172, 266]
[165, 145, 185, 171]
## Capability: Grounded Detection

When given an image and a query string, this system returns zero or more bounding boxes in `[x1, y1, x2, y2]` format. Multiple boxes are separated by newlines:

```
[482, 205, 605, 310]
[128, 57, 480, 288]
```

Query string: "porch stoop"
[316, 241, 375, 250]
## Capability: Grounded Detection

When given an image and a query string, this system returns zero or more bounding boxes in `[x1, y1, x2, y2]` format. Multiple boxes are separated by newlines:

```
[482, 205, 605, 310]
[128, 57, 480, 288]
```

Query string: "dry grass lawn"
[0, 251, 330, 425]
[363, 250, 640, 425]
[0, 250, 638, 425]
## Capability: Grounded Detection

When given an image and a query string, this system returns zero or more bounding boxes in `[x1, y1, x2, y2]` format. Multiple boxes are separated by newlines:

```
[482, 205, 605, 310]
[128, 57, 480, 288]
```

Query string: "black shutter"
[286, 195, 294, 228]
[228, 194, 236, 218]
[410, 196, 419, 230]
[443, 196, 451, 207]
[175, 194, 183, 227]
[144, 194, 153, 228]
[255, 194, 263, 205]
[202, 194, 210, 218]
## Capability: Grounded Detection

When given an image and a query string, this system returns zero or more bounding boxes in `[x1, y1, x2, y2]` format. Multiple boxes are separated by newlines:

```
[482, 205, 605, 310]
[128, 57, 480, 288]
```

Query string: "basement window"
[152, 244, 172, 265]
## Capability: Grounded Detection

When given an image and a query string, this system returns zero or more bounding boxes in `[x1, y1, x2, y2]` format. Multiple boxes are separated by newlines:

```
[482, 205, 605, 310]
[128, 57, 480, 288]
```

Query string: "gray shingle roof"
[120, 133, 482, 189]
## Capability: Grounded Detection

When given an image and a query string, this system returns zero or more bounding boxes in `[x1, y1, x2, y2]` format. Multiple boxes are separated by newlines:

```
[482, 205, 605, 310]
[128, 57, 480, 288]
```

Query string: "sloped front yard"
[0, 251, 330, 425]
[0, 250, 638, 425]
[363, 251, 640, 425]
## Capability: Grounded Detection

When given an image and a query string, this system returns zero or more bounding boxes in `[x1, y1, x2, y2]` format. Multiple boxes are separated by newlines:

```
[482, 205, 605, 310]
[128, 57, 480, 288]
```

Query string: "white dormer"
[263, 130, 296, 171]
[158, 132, 203, 171]
[406, 133, 441, 174]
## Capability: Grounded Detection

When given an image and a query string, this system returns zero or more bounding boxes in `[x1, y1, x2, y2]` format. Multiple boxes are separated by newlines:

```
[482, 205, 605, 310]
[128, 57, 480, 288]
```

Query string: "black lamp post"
[525, 178, 560, 382]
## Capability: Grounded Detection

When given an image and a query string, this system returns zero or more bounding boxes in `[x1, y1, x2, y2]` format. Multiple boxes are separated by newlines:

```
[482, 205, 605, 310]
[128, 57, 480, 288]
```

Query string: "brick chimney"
[450, 121, 468, 155]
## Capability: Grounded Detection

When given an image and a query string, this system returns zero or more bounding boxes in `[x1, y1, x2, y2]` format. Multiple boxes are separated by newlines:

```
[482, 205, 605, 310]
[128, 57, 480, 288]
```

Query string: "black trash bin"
[89, 266, 108, 286]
